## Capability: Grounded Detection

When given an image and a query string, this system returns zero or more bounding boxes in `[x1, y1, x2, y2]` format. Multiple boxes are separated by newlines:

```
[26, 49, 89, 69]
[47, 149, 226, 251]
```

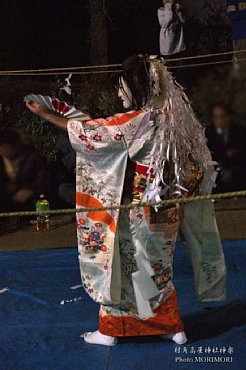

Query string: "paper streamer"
[60, 297, 82, 305]
[70, 284, 83, 290]
[60, 73, 73, 95]
[0, 287, 9, 294]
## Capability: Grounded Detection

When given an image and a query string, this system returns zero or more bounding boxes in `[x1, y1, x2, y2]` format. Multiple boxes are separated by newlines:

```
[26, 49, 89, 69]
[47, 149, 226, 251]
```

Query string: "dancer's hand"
[26, 102, 49, 118]
[26, 101, 68, 130]
[26, 100, 91, 131]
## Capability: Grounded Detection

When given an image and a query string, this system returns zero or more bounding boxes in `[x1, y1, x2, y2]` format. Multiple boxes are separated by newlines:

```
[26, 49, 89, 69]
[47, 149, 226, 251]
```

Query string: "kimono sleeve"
[67, 119, 89, 153]
[66, 118, 129, 307]
[67, 111, 150, 162]
[67, 117, 125, 154]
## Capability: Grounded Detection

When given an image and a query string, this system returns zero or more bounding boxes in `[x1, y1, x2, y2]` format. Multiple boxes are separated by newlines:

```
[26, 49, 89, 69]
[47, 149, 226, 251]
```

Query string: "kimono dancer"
[26, 55, 226, 346]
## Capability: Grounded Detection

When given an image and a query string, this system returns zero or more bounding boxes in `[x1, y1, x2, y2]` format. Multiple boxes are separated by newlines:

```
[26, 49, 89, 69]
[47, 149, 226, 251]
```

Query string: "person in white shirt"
[158, 0, 186, 56]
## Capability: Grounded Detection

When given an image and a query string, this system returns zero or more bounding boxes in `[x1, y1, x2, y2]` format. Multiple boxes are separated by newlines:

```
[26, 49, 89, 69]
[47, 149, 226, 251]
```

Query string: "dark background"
[0, 0, 231, 70]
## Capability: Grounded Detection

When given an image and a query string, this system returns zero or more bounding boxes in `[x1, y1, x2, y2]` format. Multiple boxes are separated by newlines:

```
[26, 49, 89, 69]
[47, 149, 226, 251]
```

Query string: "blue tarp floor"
[0, 240, 246, 370]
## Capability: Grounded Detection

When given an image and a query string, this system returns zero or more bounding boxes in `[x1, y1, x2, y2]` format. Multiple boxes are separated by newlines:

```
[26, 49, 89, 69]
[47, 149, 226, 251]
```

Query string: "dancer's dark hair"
[120, 55, 151, 109]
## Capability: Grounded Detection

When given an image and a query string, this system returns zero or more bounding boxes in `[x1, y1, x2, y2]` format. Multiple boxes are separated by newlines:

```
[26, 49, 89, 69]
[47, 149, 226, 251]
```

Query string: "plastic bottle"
[36, 194, 50, 232]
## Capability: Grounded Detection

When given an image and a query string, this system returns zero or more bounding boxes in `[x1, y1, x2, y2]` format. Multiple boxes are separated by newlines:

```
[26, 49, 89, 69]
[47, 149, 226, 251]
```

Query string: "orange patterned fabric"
[76, 192, 116, 233]
[86, 111, 143, 127]
[99, 291, 184, 337]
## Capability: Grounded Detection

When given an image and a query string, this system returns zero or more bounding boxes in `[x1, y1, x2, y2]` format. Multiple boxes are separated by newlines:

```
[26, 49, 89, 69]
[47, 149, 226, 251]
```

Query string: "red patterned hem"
[99, 291, 184, 337]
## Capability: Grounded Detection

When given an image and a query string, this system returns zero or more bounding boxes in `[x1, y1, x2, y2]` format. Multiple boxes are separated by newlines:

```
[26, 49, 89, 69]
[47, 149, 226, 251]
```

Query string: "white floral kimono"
[67, 109, 226, 337]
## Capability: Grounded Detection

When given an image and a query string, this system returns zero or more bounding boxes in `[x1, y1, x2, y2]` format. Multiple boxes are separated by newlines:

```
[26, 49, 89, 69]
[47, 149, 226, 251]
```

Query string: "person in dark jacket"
[0, 130, 50, 211]
[227, 1, 246, 44]
[205, 102, 246, 193]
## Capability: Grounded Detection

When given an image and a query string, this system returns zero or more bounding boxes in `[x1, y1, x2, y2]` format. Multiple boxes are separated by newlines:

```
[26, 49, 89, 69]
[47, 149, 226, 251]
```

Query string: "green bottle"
[36, 194, 50, 231]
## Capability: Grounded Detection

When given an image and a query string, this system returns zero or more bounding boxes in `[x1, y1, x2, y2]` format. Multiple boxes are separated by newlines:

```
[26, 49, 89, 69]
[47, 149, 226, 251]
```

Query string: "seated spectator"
[206, 102, 246, 193]
[158, 0, 186, 57]
[0, 130, 50, 211]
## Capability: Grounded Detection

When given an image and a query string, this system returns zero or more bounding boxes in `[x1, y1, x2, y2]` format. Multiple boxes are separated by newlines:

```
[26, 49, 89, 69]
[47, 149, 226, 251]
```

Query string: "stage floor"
[0, 241, 246, 370]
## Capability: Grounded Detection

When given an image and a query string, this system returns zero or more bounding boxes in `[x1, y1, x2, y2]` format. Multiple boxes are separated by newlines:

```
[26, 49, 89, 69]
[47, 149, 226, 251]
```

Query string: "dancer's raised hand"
[26, 102, 49, 117]
[26, 101, 68, 130]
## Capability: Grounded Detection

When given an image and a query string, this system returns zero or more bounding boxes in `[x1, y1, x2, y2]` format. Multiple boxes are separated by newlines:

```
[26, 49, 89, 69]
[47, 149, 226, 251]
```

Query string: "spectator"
[227, 0, 246, 57]
[158, 0, 186, 57]
[0, 130, 50, 211]
[206, 102, 246, 193]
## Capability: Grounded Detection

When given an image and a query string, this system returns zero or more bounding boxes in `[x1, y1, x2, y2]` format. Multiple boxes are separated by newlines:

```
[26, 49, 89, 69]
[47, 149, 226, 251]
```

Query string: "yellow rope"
[166, 48, 246, 63]
[0, 64, 122, 74]
[0, 70, 123, 77]
[1, 57, 245, 76]
[0, 49, 245, 76]
[1, 190, 246, 218]
[168, 58, 246, 69]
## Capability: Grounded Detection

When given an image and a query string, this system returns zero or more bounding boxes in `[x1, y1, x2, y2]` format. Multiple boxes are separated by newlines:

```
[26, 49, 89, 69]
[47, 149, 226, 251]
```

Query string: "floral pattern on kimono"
[68, 110, 180, 316]
[68, 108, 226, 320]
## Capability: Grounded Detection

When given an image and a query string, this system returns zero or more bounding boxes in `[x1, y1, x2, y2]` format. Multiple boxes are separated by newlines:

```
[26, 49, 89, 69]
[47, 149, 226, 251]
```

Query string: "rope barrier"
[166, 48, 246, 63]
[0, 70, 123, 77]
[1, 190, 246, 218]
[168, 57, 246, 69]
[0, 49, 245, 76]
[0, 64, 122, 74]
[1, 57, 246, 76]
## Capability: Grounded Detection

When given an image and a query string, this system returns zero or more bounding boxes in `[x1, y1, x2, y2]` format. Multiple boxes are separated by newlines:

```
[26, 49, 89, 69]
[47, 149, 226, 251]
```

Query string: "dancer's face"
[118, 77, 133, 109]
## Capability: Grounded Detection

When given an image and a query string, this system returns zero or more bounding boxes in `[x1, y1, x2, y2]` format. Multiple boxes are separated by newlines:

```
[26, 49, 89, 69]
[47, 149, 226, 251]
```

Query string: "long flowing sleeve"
[66, 116, 130, 306]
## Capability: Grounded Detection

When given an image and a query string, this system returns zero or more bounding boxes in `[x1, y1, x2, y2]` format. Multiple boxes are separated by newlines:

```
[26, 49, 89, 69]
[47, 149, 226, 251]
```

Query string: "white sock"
[81, 330, 117, 346]
[162, 331, 188, 345]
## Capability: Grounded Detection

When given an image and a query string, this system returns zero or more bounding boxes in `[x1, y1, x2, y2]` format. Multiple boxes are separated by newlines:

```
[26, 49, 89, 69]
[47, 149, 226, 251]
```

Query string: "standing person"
[158, 0, 186, 57]
[227, 0, 246, 59]
[26, 55, 226, 346]
[206, 102, 246, 193]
